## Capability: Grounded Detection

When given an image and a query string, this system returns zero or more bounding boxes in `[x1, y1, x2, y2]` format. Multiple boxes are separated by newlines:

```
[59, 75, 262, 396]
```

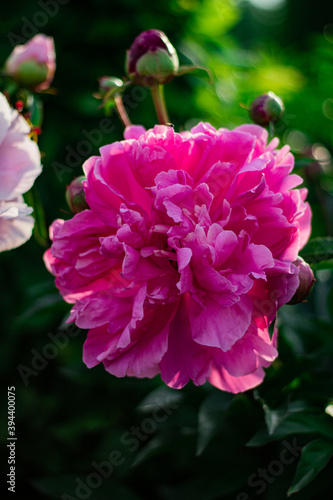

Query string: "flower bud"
[98, 76, 123, 98]
[287, 257, 315, 305]
[65, 176, 89, 214]
[249, 92, 284, 127]
[125, 29, 179, 87]
[5, 34, 56, 91]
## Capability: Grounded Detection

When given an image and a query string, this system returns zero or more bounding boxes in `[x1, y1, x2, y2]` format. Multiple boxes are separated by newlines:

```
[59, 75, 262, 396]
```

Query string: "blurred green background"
[1, 0, 333, 498]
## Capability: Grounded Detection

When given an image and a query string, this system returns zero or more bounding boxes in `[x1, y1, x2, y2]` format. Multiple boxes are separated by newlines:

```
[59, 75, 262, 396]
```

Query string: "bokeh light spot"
[322, 98, 333, 120]
[248, 0, 286, 10]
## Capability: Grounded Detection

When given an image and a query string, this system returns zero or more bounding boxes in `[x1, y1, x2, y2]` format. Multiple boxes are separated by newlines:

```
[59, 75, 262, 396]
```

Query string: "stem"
[114, 94, 131, 128]
[151, 85, 169, 124]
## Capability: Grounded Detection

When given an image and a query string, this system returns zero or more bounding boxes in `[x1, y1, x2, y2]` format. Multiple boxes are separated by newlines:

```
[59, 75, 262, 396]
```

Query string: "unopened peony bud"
[249, 92, 284, 127]
[66, 176, 89, 214]
[98, 76, 123, 97]
[288, 257, 315, 305]
[5, 34, 56, 91]
[125, 29, 179, 87]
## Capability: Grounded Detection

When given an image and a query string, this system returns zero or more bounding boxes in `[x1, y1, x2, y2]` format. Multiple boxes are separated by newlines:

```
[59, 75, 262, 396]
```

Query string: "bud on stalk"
[5, 34, 56, 91]
[125, 29, 179, 87]
[98, 76, 123, 98]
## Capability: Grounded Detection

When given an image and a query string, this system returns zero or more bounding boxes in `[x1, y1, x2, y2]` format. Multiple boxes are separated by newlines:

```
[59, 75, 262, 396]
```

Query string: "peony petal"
[190, 294, 252, 351]
[124, 125, 146, 140]
[0, 93, 12, 144]
[160, 296, 211, 388]
[0, 210, 34, 251]
[209, 364, 266, 393]
[0, 108, 41, 200]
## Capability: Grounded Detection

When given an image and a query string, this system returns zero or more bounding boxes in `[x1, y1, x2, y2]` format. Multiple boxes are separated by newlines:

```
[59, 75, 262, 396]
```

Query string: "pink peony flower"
[44, 123, 311, 393]
[0, 92, 42, 252]
[5, 34, 56, 91]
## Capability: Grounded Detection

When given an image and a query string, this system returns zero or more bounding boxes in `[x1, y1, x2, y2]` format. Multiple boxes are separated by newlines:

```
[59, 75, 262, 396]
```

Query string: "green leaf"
[176, 65, 213, 83]
[288, 438, 333, 495]
[29, 94, 44, 128]
[300, 237, 333, 264]
[247, 413, 333, 447]
[24, 186, 48, 247]
[196, 391, 233, 455]
[137, 385, 183, 413]
[257, 398, 317, 436]
[130, 434, 171, 467]
[311, 258, 333, 270]
[263, 404, 289, 435]
[3, 79, 18, 95]
[294, 159, 319, 168]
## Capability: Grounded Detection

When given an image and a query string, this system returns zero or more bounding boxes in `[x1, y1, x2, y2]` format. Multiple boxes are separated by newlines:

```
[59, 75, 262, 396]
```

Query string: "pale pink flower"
[0, 92, 41, 252]
[5, 34, 56, 91]
[44, 123, 311, 392]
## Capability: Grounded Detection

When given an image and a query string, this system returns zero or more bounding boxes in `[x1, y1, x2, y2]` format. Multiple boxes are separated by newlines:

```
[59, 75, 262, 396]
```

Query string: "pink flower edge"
[0, 92, 42, 251]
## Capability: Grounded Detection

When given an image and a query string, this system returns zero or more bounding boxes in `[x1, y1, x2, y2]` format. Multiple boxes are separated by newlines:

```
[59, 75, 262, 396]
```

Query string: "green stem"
[151, 85, 169, 124]
[114, 94, 132, 128]
[268, 121, 275, 138]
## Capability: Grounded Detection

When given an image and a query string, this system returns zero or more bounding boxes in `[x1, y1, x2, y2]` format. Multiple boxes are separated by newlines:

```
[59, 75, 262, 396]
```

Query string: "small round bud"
[65, 176, 89, 214]
[5, 34, 56, 91]
[249, 92, 284, 126]
[287, 257, 315, 305]
[125, 29, 179, 87]
[98, 76, 123, 97]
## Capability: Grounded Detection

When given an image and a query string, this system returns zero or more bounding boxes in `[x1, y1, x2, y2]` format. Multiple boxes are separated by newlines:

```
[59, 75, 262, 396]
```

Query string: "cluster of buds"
[95, 29, 210, 126]
[96, 29, 181, 106]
